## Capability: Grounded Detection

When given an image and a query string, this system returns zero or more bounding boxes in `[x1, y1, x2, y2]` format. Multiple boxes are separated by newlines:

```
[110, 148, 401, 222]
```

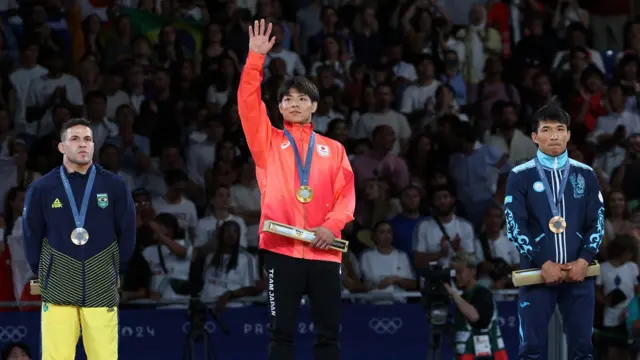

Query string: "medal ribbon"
[283, 129, 315, 188]
[60, 165, 96, 229]
[533, 158, 570, 219]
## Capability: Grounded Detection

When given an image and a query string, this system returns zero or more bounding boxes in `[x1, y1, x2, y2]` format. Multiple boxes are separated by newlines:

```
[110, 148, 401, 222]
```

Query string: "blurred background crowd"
[0, 0, 640, 358]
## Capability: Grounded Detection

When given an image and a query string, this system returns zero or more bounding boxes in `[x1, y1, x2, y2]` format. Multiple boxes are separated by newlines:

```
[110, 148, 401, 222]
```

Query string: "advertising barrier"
[0, 302, 520, 359]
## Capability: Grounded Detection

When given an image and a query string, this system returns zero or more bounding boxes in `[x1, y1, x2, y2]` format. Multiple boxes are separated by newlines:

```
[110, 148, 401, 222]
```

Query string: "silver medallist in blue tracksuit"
[505, 149, 604, 360]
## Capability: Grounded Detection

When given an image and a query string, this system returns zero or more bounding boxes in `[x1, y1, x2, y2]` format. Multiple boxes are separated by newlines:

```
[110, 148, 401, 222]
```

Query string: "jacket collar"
[536, 149, 568, 169]
[284, 121, 314, 136]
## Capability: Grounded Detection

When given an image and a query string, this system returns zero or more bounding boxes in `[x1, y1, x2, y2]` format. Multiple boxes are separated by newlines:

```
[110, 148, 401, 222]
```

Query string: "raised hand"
[249, 19, 276, 55]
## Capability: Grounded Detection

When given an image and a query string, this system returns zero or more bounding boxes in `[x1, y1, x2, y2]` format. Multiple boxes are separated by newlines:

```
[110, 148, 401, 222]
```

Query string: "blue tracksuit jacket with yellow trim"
[504, 150, 604, 268]
[22, 165, 136, 307]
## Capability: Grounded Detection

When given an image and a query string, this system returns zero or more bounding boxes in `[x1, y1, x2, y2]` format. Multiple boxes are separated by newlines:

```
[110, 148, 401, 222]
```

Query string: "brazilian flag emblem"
[97, 193, 109, 209]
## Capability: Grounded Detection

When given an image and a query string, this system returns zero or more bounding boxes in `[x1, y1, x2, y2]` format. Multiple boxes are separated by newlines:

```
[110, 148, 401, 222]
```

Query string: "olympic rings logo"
[0, 326, 28, 342]
[182, 321, 216, 334]
[368, 318, 403, 335]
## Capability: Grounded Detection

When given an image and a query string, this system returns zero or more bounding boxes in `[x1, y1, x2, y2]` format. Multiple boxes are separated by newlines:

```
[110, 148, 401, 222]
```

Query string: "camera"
[420, 262, 454, 326]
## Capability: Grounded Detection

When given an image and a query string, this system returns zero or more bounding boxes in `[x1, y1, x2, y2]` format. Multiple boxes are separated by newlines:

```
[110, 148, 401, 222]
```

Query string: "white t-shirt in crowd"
[350, 110, 411, 156]
[264, 49, 306, 78]
[152, 196, 198, 239]
[9, 65, 48, 131]
[413, 215, 476, 267]
[596, 261, 639, 327]
[400, 80, 441, 114]
[359, 248, 415, 302]
[142, 239, 193, 306]
[24, 73, 84, 137]
[474, 232, 520, 265]
[194, 214, 249, 249]
[200, 251, 259, 307]
[230, 184, 261, 248]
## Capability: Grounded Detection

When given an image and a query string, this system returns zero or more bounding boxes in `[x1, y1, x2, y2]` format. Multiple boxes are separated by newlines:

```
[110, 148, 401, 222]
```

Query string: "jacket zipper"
[299, 125, 306, 259]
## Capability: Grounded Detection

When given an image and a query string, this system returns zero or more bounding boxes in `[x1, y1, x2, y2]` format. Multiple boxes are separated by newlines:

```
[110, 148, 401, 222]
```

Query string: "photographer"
[445, 253, 507, 360]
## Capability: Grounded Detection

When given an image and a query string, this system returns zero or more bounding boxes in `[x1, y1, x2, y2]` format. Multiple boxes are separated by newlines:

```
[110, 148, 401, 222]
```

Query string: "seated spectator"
[486, 101, 537, 166]
[195, 185, 248, 249]
[141, 213, 192, 306]
[192, 220, 260, 311]
[413, 185, 476, 269]
[604, 191, 633, 244]
[359, 221, 416, 302]
[351, 124, 409, 195]
[475, 203, 519, 289]
[552, 23, 605, 74]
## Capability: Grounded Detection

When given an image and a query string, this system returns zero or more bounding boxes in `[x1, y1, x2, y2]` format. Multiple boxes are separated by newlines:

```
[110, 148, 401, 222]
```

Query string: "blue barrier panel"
[0, 302, 520, 359]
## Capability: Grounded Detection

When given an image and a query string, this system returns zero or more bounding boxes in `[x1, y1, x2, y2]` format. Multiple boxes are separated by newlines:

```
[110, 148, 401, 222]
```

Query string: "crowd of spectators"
[0, 0, 639, 358]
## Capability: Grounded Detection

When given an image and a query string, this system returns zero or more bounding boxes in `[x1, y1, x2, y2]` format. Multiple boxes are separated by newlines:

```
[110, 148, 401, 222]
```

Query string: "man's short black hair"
[454, 121, 477, 143]
[429, 184, 454, 201]
[85, 90, 107, 103]
[60, 118, 91, 141]
[531, 104, 571, 133]
[277, 76, 320, 103]
[372, 124, 392, 139]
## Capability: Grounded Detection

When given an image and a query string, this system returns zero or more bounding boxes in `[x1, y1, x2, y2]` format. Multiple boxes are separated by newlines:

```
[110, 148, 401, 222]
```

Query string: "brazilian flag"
[117, 7, 203, 55]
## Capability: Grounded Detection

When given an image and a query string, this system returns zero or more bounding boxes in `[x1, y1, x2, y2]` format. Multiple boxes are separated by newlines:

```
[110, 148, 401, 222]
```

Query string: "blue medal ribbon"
[60, 165, 96, 229]
[283, 129, 315, 188]
[534, 158, 570, 219]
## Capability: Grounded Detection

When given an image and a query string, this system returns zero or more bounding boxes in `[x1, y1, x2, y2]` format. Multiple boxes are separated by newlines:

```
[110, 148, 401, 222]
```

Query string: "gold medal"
[296, 186, 313, 203]
[549, 216, 566, 234]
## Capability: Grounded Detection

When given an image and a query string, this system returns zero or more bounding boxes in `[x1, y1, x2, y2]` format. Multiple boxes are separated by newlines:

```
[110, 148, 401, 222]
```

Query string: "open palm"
[249, 19, 276, 55]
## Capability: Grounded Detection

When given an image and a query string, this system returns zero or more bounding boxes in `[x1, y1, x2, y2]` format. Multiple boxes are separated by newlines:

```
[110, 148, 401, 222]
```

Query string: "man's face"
[59, 125, 94, 165]
[484, 207, 504, 233]
[269, 58, 287, 77]
[161, 147, 183, 170]
[23, 45, 39, 64]
[417, 59, 434, 79]
[318, 95, 334, 114]
[134, 194, 154, 219]
[608, 86, 625, 110]
[206, 120, 225, 141]
[374, 126, 396, 151]
[154, 72, 170, 91]
[486, 58, 503, 76]
[279, 88, 317, 124]
[212, 187, 231, 209]
[400, 187, 421, 212]
[534, 75, 551, 97]
[501, 106, 517, 129]
[87, 96, 107, 120]
[322, 8, 338, 26]
[452, 263, 474, 289]
[272, 24, 284, 46]
[432, 190, 454, 215]
[374, 223, 393, 248]
[388, 45, 403, 62]
[376, 86, 393, 107]
[172, 180, 188, 194]
[530, 19, 543, 36]
[100, 146, 120, 170]
[532, 120, 571, 157]
[570, 51, 588, 71]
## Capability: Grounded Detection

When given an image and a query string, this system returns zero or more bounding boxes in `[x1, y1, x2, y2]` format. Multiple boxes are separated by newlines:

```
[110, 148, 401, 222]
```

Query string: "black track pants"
[263, 250, 342, 360]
